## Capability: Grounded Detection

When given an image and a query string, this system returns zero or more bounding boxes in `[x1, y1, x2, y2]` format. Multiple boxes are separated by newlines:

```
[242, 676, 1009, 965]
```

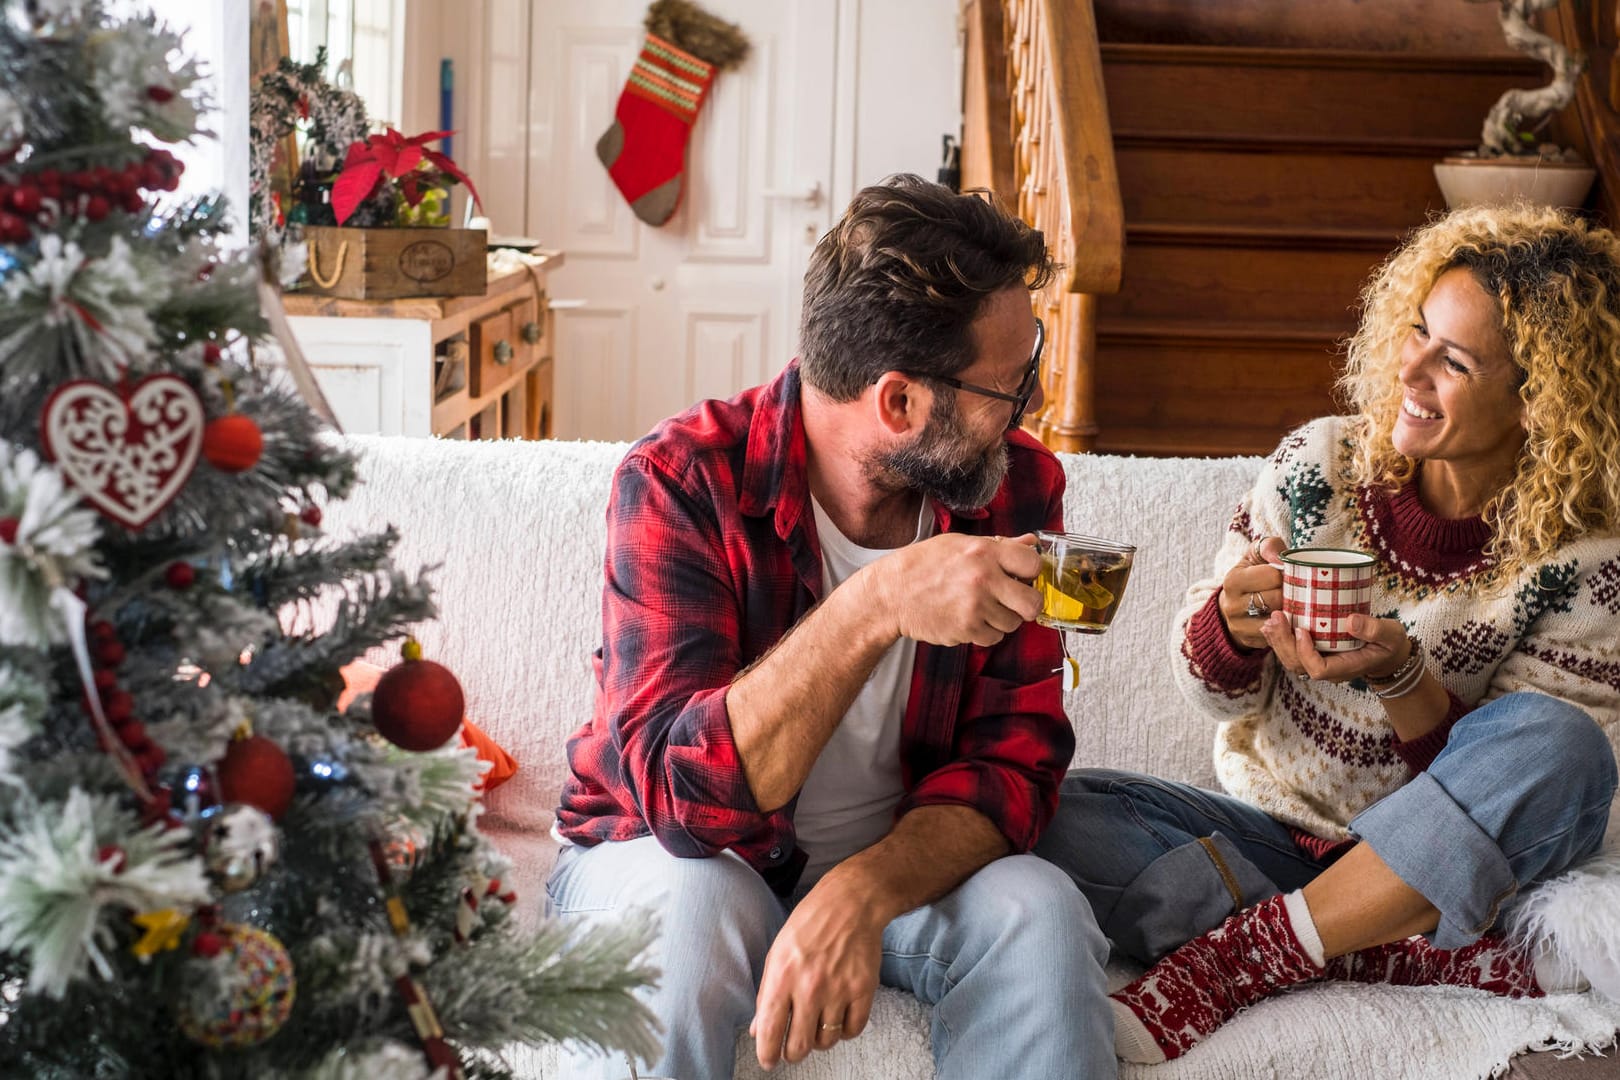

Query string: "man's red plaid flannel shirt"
[554, 361, 1075, 894]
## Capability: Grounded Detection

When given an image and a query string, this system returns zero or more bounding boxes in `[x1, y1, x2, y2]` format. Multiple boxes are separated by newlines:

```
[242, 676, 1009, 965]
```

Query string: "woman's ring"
[1245, 593, 1269, 618]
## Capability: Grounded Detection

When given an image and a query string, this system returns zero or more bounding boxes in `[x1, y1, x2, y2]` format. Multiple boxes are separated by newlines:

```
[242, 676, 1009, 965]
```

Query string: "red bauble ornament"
[372, 652, 465, 752]
[216, 736, 296, 821]
[165, 561, 196, 589]
[202, 414, 264, 474]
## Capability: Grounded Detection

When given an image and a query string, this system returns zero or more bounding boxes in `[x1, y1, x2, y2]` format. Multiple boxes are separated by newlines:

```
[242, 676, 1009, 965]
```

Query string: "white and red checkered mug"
[1279, 547, 1376, 652]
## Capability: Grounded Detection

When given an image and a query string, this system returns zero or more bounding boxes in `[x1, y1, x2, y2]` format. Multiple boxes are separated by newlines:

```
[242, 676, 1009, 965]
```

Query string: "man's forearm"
[823, 804, 1011, 923]
[727, 563, 897, 811]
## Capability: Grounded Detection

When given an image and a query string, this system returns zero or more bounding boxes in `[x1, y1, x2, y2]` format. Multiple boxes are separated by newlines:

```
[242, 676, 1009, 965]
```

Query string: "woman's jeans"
[1034, 692, 1617, 963]
[546, 838, 1115, 1080]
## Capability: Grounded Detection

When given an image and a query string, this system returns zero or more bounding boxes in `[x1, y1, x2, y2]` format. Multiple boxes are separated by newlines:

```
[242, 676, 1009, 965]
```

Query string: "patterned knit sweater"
[1173, 416, 1620, 840]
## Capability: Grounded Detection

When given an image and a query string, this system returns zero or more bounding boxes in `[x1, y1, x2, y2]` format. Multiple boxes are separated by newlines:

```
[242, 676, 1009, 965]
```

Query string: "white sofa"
[326, 433, 1620, 1080]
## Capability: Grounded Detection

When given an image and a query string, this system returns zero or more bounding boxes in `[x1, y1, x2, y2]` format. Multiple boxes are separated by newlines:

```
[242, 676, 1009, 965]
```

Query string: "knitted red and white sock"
[595, 32, 719, 227]
[1323, 931, 1568, 997]
[1111, 891, 1326, 1064]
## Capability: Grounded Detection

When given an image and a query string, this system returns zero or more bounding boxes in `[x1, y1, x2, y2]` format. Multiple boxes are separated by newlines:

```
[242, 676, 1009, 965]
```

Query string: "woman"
[1035, 204, 1620, 1064]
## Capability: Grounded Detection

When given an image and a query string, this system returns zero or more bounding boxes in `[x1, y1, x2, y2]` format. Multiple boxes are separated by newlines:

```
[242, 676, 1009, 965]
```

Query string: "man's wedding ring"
[1245, 593, 1269, 618]
[819, 1022, 843, 1032]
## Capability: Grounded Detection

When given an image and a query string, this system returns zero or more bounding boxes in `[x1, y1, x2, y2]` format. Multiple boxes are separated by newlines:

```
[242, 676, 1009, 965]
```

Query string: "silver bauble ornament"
[199, 802, 279, 892]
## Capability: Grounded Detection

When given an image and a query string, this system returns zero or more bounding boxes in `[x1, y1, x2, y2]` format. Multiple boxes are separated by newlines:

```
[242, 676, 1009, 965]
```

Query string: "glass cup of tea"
[1033, 531, 1137, 634]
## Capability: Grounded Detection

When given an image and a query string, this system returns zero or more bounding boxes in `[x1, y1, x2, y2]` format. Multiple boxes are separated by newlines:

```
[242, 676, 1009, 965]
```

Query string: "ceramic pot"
[1434, 155, 1597, 210]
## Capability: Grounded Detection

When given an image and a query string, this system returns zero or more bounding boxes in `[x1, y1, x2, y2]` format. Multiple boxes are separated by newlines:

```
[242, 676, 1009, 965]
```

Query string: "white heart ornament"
[41, 374, 204, 530]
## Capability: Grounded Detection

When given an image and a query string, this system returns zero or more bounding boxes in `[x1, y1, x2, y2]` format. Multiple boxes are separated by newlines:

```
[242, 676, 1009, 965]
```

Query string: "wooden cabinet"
[283, 252, 563, 440]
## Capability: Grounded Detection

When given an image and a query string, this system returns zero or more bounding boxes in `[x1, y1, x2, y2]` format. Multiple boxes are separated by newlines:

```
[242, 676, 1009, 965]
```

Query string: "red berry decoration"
[192, 931, 223, 958]
[146, 84, 175, 103]
[10, 186, 40, 214]
[165, 561, 196, 590]
[93, 667, 118, 692]
[299, 505, 322, 528]
[84, 194, 110, 221]
[133, 744, 167, 775]
[97, 845, 127, 874]
[202, 414, 264, 473]
[201, 341, 223, 366]
[0, 517, 18, 544]
[371, 640, 465, 752]
[0, 212, 27, 244]
[93, 639, 126, 668]
[216, 735, 296, 821]
[102, 688, 133, 723]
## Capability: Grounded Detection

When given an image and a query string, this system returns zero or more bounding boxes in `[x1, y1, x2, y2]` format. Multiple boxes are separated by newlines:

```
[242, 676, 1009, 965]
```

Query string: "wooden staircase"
[965, 0, 1602, 458]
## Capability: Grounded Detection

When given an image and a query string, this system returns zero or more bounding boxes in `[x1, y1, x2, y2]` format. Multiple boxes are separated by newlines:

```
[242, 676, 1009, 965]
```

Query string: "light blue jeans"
[546, 836, 1115, 1080]
[1034, 692, 1617, 961]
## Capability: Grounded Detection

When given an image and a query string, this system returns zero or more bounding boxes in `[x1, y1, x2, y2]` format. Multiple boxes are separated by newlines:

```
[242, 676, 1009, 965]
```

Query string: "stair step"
[1129, 222, 1404, 251]
[1094, 0, 1519, 55]
[1093, 335, 1341, 458]
[1117, 144, 1444, 230]
[1098, 318, 1346, 348]
[1102, 242, 1377, 325]
[1102, 44, 1543, 145]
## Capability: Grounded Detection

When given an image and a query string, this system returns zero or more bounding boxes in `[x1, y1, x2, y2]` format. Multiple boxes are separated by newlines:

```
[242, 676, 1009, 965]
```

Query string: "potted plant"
[1434, 0, 1597, 209]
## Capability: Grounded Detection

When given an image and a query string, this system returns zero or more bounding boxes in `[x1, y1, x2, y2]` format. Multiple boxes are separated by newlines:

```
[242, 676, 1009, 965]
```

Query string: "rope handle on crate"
[306, 238, 349, 289]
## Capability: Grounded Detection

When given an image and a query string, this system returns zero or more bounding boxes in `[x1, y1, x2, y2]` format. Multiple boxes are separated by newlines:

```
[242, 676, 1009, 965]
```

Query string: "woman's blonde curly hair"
[1340, 203, 1620, 581]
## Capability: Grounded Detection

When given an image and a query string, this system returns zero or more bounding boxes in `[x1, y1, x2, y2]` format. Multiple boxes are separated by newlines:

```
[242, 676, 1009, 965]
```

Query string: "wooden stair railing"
[1001, 0, 1124, 453]
[1551, 0, 1620, 227]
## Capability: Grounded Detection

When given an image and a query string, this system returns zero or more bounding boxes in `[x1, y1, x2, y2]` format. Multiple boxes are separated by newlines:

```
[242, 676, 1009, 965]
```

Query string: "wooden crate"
[300, 225, 487, 300]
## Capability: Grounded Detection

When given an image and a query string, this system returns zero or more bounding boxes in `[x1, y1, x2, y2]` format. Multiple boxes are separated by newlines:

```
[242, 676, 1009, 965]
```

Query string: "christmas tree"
[0, 4, 657, 1076]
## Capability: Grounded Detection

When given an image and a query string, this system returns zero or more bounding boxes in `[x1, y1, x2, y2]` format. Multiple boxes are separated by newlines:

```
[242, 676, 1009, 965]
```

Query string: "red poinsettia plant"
[331, 128, 483, 227]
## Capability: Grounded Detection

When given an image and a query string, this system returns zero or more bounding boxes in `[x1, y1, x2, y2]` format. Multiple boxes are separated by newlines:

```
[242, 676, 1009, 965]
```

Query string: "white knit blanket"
[328, 434, 1620, 1079]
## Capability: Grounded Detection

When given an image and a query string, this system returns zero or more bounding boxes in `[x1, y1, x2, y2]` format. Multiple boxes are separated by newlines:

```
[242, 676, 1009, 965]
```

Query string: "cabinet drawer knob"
[521, 320, 542, 345]
[493, 339, 514, 365]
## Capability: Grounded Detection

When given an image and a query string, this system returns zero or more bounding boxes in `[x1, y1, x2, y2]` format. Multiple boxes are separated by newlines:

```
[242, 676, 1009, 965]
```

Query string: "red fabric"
[1184, 592, 1268, 693]
[1112, 893, 1323, 1062]
[554, 361, 1075, 895]
[1288, 828, 1355, 864]
[337, 661, 517, 792]
[1324, 932, 1543, 997]
[598, 34, 716, 220]
[1389, 689, 1469, 773]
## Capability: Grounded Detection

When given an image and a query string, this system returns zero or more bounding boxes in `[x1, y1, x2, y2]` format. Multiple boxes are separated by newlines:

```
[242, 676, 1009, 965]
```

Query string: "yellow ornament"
[131, 908, 190, 960]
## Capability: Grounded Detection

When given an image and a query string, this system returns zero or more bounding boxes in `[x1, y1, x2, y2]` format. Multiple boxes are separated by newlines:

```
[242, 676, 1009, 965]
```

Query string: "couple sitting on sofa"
[546, 175, 1620, 1080]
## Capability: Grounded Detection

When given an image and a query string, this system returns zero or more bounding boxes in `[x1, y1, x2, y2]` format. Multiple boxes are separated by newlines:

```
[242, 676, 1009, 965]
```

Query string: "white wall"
[833, 0, 962, 209]
[134, 0, 251, 243]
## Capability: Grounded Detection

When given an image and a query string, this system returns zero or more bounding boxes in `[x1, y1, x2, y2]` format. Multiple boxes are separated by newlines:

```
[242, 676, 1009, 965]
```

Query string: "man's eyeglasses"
[929, 317, 1045, 432]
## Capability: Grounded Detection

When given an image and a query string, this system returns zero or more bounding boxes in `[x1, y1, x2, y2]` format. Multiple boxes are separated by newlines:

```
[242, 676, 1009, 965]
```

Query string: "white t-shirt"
[793, 494, 934, 886]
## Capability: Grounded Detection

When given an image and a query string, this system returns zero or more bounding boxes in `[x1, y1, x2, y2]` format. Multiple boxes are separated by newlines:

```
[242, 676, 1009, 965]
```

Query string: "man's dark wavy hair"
[798, 174, 1056, 401]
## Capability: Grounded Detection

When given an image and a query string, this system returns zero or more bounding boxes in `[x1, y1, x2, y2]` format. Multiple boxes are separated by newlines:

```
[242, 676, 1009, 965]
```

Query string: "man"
[549, 175, 1113, 1079]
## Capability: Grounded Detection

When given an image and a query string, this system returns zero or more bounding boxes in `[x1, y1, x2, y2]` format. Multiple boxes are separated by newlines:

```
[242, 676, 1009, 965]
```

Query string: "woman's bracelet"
[1367, 639, 1426, 699]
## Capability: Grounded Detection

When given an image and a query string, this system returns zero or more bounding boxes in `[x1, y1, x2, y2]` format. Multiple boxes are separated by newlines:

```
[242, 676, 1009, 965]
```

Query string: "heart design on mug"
[41, 374, 204, 530]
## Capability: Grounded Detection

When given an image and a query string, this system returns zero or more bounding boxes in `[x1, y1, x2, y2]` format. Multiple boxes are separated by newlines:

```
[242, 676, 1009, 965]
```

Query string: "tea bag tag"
[1054, 656, 1080, 692]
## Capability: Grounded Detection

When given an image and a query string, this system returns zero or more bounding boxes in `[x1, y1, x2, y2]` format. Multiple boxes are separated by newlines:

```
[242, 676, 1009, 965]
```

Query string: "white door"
[526, 1, 836, 442]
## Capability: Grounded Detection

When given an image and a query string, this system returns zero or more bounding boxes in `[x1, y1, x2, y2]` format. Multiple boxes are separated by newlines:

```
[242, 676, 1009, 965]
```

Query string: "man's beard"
[868, 391, 1009, 512]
